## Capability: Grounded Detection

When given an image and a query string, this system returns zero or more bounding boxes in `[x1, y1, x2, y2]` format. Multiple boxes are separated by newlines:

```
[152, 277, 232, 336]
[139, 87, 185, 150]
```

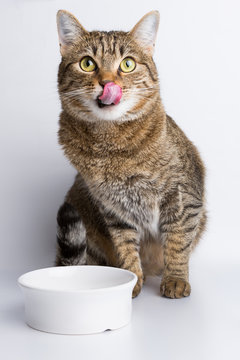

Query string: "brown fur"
[55, 10, 206, 298]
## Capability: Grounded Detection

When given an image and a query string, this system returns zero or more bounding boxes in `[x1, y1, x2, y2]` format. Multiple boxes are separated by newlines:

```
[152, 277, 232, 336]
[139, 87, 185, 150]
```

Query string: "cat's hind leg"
[56, 202, 87, 266]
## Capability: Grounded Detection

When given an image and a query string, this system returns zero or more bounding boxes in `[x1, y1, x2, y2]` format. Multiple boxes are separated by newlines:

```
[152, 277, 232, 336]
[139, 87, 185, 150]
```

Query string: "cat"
[55, 10, 206, 298]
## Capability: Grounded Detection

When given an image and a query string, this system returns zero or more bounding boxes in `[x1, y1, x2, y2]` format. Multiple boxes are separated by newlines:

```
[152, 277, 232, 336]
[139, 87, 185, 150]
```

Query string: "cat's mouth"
[97, 82, 122, 109]
[97, 98, 117, 108]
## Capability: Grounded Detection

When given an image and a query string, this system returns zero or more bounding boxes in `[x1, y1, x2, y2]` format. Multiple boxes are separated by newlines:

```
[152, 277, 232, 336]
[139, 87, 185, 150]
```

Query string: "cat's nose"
[99, 80, 113, 88]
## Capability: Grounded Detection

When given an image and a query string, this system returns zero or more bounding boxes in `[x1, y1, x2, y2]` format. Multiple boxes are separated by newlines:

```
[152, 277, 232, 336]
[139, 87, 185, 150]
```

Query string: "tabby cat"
[56, 10, 206, 298]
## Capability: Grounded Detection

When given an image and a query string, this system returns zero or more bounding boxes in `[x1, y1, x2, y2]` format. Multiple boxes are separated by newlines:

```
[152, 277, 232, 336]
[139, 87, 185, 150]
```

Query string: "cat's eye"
[80, 56, 97, 72]
[120, 58, 136, 73]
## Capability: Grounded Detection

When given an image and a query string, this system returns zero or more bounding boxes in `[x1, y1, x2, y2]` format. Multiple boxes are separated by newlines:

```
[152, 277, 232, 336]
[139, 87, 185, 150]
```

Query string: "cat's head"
[57, 10, 160, 122]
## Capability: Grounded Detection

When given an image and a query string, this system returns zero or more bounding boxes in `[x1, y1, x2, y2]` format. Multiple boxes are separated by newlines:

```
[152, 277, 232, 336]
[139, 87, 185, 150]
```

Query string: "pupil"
[87, 59, 92, 67]
[126, 60, 131, 67]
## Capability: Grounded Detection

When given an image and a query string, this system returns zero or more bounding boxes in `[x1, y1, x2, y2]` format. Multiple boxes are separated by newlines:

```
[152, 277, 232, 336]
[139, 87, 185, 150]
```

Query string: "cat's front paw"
[160, 277, 191, 299]
[132, 277, 143, 298]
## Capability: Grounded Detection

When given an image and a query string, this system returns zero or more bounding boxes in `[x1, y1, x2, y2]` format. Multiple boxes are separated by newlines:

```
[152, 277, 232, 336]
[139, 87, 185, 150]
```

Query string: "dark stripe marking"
[112, 36, 117, 54]
[183, 203, 203, 211]
[99, 36, 105, 54]
[87, 245, 107, 266]
[185, 225, 197, 233]
[57, 237, 86, 259]
[92, 45, 97, 56]
[141, 62, 157, 82]
[109, 221, 137, 230]
[181, 212, 199, 226]
[117, 239, 136, 248]
[119, 45, 124, 56]
[57, 202, 81, 228]
[174, 240, 193, 253]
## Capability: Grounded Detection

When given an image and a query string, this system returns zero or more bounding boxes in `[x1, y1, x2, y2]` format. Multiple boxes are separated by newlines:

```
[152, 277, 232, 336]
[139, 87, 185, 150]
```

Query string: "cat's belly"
[88, 176, 161, 237]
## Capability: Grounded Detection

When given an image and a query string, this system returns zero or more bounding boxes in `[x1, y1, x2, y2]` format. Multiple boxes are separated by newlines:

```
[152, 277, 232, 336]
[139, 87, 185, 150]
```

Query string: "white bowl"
[18, 265, 137, 335]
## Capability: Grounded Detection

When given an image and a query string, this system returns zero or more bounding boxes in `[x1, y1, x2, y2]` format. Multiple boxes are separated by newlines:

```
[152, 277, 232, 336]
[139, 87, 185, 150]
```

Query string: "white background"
[0, 1, 239, 359]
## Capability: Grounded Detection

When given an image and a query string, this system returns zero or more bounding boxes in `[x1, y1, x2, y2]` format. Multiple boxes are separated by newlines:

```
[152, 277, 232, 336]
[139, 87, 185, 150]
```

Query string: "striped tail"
[56, 202, 87, 266]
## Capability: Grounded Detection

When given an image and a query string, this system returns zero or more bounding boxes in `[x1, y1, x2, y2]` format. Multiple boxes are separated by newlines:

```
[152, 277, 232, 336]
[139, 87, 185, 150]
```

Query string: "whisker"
[63, 90, 94, 96]
[124, 88, 158, 94]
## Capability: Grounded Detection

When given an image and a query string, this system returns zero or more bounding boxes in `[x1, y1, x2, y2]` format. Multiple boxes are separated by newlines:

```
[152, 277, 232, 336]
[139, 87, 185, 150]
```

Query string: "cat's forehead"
[81, 31, 138, 58]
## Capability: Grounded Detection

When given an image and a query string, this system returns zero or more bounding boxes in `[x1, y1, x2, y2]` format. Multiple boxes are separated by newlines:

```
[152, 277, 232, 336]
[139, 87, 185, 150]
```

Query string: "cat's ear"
[130, 11, 160, 55]
[57, 10, 87, 56]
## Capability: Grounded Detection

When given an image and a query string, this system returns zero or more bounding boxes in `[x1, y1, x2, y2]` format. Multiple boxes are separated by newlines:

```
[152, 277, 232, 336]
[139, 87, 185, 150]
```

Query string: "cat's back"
[165, 114, 205, 191]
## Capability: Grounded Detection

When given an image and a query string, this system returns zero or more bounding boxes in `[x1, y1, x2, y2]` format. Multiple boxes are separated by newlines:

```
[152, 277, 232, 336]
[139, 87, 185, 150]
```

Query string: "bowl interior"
[18, 266, 136, 292]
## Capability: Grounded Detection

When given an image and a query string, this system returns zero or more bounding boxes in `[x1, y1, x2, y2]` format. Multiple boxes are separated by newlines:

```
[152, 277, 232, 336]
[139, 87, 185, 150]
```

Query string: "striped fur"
[55, 11, 206, 298]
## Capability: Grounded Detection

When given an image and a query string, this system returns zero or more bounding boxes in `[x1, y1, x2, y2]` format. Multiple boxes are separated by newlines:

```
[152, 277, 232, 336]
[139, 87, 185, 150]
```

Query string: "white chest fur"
[88, 177, 160, 236]
[148, 206, 160, 236]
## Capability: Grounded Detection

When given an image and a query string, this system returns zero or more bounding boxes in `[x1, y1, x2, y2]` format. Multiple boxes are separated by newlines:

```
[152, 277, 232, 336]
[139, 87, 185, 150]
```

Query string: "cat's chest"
[88, 173, 160, 235]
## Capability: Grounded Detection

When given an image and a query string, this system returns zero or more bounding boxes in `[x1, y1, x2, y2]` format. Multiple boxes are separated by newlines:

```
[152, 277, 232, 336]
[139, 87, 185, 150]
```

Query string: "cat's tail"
[56, 202, 87, 266]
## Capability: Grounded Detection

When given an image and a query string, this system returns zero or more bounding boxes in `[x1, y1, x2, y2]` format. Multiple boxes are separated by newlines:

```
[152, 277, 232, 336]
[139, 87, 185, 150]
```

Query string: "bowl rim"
[17, 265, 137, 294]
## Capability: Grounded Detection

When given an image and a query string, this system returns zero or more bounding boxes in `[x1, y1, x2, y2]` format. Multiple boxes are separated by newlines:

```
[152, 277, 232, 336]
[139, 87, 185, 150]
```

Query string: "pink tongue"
[99, 82, 122, 105]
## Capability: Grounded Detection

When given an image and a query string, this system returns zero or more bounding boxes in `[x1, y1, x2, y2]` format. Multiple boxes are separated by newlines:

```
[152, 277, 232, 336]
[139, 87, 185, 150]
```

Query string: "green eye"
[120, 58, 136, 73]
[80, 56, 97, 72]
